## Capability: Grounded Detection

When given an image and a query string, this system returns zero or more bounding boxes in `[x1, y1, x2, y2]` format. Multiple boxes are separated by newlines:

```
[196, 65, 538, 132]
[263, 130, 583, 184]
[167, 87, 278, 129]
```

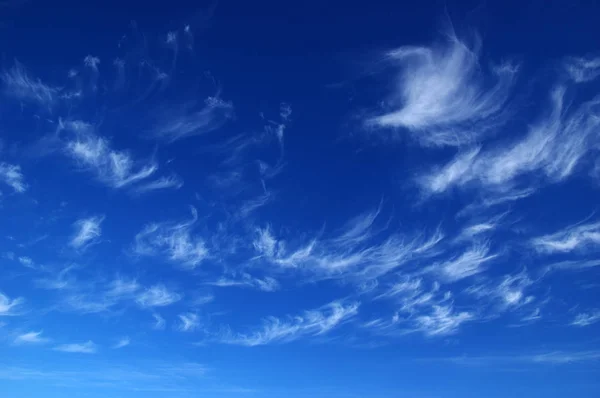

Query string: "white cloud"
[54, 340, 97, 354]
[531, 221, 600, 254]
[420, 86, 600, 196]
[467, 271, 535, 310]
[251, 206, 444, 282]
[434, 243, 497, 282]
[430, 350, 600, 366]
[419, 148, 480, 194]
[17, 256, 35, 268]
[62, 121, 158, 188]
[280, 102, 292, 121]
[136, 285, 182, 308]
[571, 311, 600, 327]
[413, 304, 474, 336]
[209, 275, 280, 292]
[112, 337, 130, 349]
[220, 300, 359, 346]
[564, 56, 600, 83]
[1, 61, 58, 107]
[370, 277, 470, 336]
[153, 96, 234, 142]
[542, 259, 600, 275]
[152, 313, 166, 330]
[133, 207, 208, 269]
[133, 175, 183, 194]
[530, 351, 600, 364]
[14, 331, 49, 345]
[59, 120, 180, 192]
[83, 55, 100, 70]
[178, 313, 200, 332]
[70, 216, 104, 250]
[368, 33, 517, 146]
[0, 291, 23, 316]
[0, 162, 27, 193]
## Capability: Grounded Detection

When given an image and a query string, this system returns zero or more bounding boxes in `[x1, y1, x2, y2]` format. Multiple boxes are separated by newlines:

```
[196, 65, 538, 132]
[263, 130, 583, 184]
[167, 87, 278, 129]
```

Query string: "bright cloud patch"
[368, 33, 517, 146]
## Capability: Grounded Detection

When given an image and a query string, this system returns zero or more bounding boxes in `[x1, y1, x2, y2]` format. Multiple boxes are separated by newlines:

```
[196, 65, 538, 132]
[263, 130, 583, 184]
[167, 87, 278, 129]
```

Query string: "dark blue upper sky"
[1, 1, 600, 397]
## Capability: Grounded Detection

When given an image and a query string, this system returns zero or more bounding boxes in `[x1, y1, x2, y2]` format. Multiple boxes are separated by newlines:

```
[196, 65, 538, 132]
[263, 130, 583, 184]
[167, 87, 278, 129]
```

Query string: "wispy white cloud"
[58, 120, 180, 193]
[0, 162, 27, 193]
[368, 33, 517, 146]
[428, 350, 600, 366]
[420, 86, 600, 197]
[1, 61, 58, 107]
[135, 285, 182, 308]
[252, 206, 443, 282]
[112, 337, 130, 349]
[153, 96, 234, 142]
[0, 291, 24, 316]
[467, 270, 535, 310]
[433, 243, 497, 282]
[133, 175, 183, 194]
[220, 300, 359, 346]
[531, 221, 600, 254]
[564, 56, 600, 83]
[61, 120, 158, 188]
[17, 256, 35, 268]
[209, 274, 280, 292]
[152, 313, 166, 330]
[133, 207, 208, 269]
[14, 331, 49, 345]
[54, 340, 97, 354]
[571, 311, 600, 327]
[70, 216, 104, 250]
[83, 55, 100, 69]
[542, 259, 600, 275]
[370, 278, 470, 336]
[178, 313, 200, 332]
[529, 351, 600, 364]
[413, 304, 474, 336]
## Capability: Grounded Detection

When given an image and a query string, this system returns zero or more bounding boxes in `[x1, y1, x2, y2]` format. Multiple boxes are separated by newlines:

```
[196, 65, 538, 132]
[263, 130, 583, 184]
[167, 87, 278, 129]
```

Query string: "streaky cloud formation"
[13, 330, 49, 345]
[564, 56, 600, 83]
[133, 207, 208, 268]
[419, 85, 600, 197]
[53, 340, 97, 354]
[413, 304, 473, 336]
[1, 61, 58, 107]
[0, 162, 27, 193]
[178, 313, 200, 332]
[153, 96, 234, 142]
[220, 300, 359, 346]
[368, 32, 517, 146]
[61, 120, 157, 188]
[112, 337, 130, 349]
[135, 284, 182, 308]
[434, 243, 497, 282]
[209, 274, 280, 292]
[152, 313, 166, 330]
[0, 292, 23, 316]
[571, 311, 600, 327]
[531, 220, 600, 254]
[69, 216, 104, 250]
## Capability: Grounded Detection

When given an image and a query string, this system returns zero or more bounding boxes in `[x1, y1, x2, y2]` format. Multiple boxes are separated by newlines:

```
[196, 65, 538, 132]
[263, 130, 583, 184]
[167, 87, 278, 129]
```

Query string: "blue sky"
[1, 0, 600, 397]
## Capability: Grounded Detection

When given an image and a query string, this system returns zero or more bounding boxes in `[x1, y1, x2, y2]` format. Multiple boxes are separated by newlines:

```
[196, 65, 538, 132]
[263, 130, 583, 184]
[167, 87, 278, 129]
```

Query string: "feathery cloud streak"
[368, 33, 517, 146]
[70, 216, 104, 250]
[133, 207, 208, 268]
[0, 162, 27, 193]
[220, 300, 359, 346]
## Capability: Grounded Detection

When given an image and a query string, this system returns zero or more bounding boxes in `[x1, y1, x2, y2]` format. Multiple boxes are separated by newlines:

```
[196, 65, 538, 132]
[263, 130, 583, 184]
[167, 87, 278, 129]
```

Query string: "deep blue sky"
[1, 0, 600, 397]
